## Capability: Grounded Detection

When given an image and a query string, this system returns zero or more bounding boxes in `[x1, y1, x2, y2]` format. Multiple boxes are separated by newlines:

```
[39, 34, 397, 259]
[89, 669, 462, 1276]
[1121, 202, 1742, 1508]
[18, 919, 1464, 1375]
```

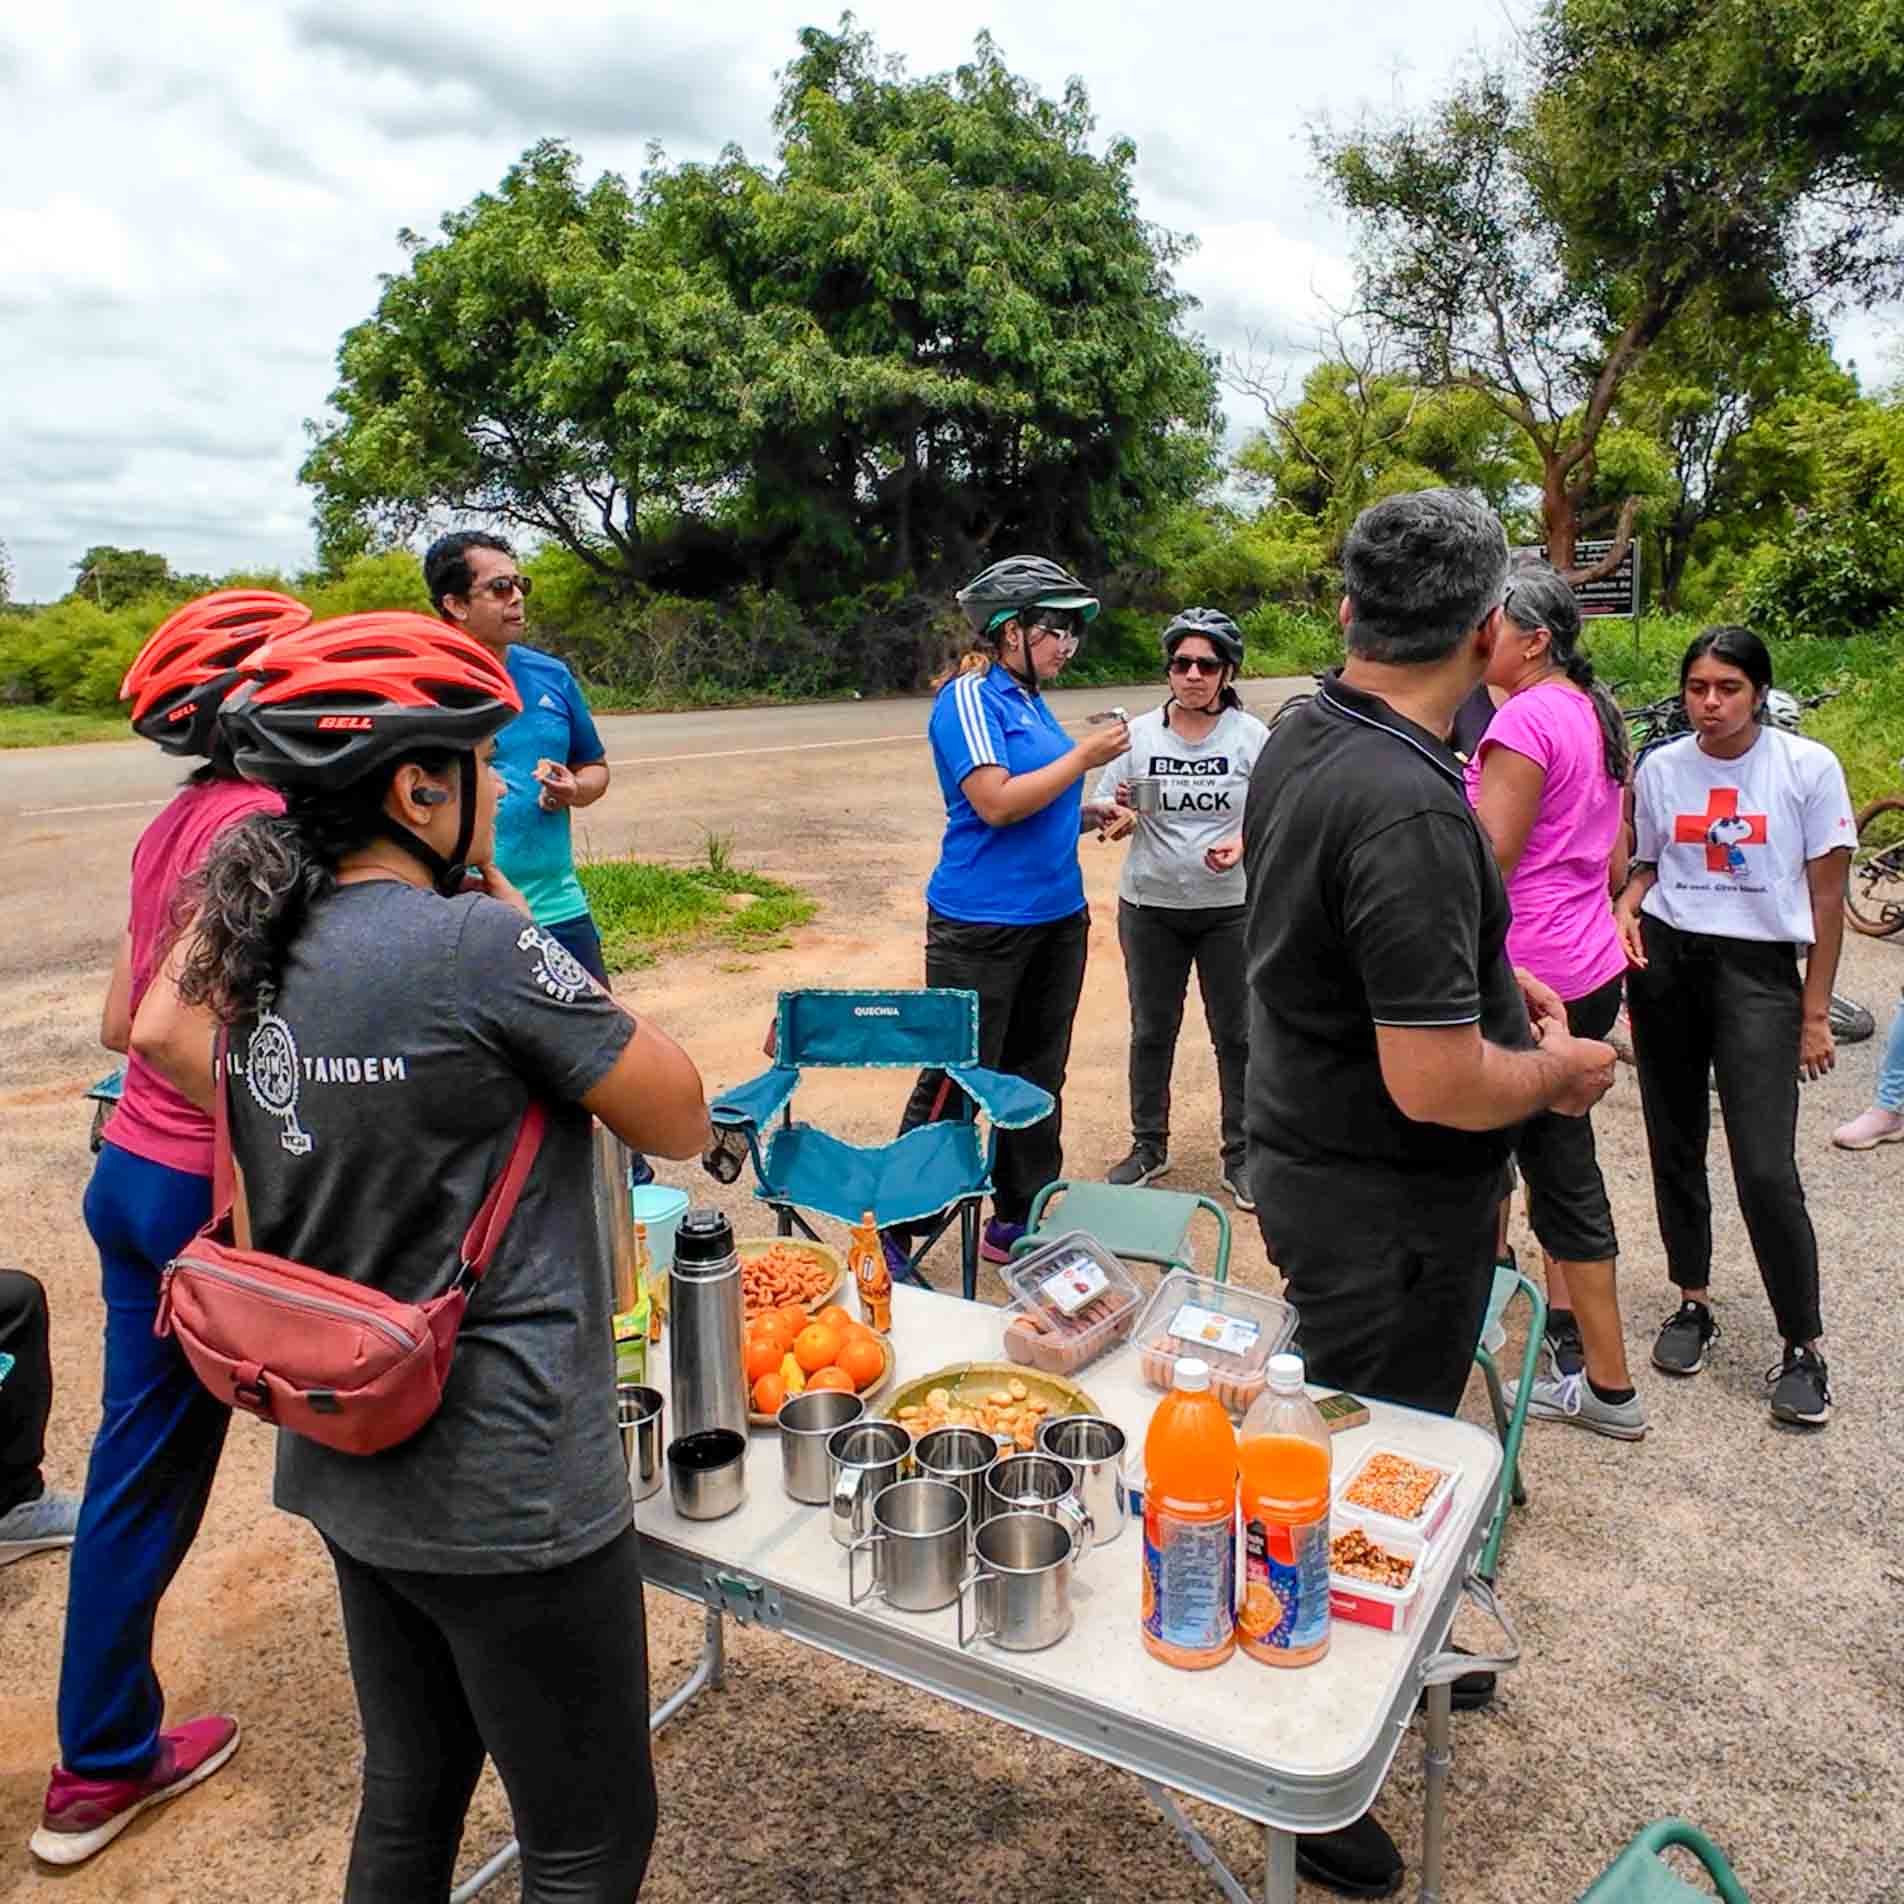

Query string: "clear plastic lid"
[1002, 1230, 1144, 1335]
[1131, 1270, 1299, 1412]
[1174, 1357, 1211, 1392]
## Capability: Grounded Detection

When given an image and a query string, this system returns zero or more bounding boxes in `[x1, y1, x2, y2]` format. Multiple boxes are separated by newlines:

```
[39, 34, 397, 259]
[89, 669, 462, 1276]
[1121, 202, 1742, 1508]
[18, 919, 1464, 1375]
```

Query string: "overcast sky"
[0, 1, 1887, 600]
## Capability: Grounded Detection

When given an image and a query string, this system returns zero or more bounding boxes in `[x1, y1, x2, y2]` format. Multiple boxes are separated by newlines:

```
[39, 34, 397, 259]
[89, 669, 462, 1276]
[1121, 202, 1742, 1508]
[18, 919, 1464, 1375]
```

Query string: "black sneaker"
[1542, 1312, 1585, 1381]
[1222, 1170, 1256, 1213]
[1767, 1344, 1832, 1427]
[1107, 1145, 1168, 1188]
[1296, 1813, 1403, 1898]
[1652, 1299, 1718, 1375]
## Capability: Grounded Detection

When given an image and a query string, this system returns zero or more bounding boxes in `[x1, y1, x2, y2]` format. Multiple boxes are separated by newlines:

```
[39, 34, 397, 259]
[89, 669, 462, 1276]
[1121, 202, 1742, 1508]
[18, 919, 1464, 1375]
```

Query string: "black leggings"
[325, 1525, 657, 1903]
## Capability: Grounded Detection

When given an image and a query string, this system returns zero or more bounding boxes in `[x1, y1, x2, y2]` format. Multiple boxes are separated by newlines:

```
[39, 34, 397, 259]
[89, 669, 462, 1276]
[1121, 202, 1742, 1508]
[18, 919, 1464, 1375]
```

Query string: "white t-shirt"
[1094, 701, 1269, 909]
[1634, 728, 1855, 944]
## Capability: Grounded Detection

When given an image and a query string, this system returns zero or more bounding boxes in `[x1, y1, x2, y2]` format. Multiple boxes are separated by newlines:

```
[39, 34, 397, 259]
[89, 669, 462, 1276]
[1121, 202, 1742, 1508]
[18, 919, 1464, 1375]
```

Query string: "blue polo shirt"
[492, 644, 606, 929]
[924, 664, 1085, 925]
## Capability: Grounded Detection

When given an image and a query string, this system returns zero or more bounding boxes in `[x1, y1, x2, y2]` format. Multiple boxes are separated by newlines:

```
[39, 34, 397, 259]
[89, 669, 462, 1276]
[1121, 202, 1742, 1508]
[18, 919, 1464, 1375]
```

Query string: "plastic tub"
[1000, 1232, 1143, 1374]
[631, 1184, 691, 1271]
[1333, 1446, 1459, 1548]
[1327, 1510, 1426, 1634]
[1130, 1271, 1298, 1416]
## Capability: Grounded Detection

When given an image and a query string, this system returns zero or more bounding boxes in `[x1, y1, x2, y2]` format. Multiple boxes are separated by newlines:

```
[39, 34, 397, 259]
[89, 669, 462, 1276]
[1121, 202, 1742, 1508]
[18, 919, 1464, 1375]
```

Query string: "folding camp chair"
[708, 989, 1054, 1301]
[85, 1069, 124, 1154]
[1010, 1180, 1232, 1285]
[1578, 1818, 1750, 1903]
[1473, 1257, 1545, 1582]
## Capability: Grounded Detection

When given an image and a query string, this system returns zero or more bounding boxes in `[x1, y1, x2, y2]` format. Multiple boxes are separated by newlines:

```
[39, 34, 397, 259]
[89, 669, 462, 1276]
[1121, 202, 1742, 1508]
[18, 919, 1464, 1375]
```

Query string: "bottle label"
[1240, 1511, 1329, 1654]
[1142, 1503, 1236, 1654]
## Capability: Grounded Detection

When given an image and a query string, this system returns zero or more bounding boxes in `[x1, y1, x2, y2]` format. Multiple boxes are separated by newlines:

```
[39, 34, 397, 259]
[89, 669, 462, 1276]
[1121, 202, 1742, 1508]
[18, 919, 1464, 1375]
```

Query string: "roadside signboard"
[1521, 538, 1639, 618]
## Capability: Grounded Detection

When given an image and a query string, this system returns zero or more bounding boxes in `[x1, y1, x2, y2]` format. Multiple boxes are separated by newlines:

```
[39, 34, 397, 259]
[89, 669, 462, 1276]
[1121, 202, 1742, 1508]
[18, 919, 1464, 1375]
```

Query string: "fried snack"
[894, 1381, 1056, 1452]
[1329, 1528, 1415, 1590]
[740, 1242, 837, 1320]
[1342, 1452, 1445, 1523]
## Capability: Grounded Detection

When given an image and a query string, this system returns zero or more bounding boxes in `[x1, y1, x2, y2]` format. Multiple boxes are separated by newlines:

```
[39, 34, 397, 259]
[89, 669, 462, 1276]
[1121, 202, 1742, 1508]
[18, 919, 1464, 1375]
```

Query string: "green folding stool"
[1578, 1818, 1750, 1903]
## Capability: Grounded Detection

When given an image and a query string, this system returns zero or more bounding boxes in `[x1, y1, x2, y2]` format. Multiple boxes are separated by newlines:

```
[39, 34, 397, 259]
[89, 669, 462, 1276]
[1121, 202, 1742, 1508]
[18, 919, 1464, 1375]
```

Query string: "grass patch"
[0, 706, 129, 748]
[577, 841, 818, 974]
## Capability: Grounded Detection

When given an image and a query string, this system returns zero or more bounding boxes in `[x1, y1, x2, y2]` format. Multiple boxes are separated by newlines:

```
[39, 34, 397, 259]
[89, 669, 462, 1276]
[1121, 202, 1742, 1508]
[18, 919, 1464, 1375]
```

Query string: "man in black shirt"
[1242, 489, 1615, 1896]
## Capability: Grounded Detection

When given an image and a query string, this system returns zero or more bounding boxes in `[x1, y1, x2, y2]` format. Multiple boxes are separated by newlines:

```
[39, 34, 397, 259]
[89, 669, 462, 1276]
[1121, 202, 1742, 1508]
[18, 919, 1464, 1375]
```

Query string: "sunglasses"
[1025, 610, 1085, 640]
[1168, 655, 1225, 677]
[472, 574, 532, 601]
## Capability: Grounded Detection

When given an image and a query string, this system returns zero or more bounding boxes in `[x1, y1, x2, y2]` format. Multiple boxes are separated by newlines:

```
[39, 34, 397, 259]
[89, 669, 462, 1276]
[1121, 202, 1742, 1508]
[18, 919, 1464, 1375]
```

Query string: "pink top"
[1463, 681, 1626, 1003]
[105, 777, 283, 1177]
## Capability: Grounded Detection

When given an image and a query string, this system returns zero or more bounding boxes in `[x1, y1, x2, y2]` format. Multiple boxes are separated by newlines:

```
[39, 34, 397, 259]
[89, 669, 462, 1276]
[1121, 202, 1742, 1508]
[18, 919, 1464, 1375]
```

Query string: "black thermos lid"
[673, 1207, 735, 1267]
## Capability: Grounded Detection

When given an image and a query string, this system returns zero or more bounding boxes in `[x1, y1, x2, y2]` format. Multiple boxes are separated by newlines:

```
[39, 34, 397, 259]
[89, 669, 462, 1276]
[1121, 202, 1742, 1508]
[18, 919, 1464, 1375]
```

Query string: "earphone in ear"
[413, 788, 451, 808]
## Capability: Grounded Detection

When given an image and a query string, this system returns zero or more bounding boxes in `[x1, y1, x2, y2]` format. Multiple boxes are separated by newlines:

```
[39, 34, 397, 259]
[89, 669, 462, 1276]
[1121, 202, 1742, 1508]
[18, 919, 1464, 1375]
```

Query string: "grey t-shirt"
[1094, 703, 1270, 909]
[225, 880, 637, 1574]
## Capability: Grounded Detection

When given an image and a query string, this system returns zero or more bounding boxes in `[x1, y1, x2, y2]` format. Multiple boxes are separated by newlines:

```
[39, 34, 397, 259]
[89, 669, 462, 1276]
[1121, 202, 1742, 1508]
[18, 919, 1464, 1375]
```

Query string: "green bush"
[1732, 511, 1904, 639]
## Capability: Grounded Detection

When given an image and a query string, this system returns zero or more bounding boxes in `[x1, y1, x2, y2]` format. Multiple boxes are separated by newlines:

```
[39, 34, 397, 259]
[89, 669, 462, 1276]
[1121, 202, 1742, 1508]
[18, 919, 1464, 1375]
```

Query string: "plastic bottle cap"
[1268, 1352, 1306, 1391]
[1174, 1357, 1211, 1392]
[672, 1207, 735, 1267]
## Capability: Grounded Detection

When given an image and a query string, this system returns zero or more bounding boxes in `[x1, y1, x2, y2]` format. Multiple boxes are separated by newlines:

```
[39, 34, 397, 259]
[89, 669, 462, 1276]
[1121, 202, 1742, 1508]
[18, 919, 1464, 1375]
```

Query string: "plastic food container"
[1333, 1446, 1459, 1547]
[1000, 1232, 1143, 1374]
[1129, 1271, 1298, 1415]
[1327, 1510, 1426, 1634]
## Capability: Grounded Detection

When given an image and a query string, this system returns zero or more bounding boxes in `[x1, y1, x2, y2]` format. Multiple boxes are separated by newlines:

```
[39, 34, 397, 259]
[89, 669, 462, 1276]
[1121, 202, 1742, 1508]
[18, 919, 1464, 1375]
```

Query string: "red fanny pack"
[156, 1033, 546, 1456]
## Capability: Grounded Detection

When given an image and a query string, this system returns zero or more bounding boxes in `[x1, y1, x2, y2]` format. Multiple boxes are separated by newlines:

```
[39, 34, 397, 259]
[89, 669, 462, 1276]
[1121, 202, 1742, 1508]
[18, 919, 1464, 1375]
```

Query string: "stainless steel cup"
[667, 1428, 746, 1520]
[617, 1383, 664, 1502]
[827, 1421, 912, 1548]
[984, 1451, 1094, 1561]
[1036, 1414, 1128, 1546]
[848, 1479, 969, 1613]
[914, 1426, 1000, 1548]
[1126, 775, 1166, 814]
[958, 1511, 1076, 1652]
[779, 1389, 865, 1504]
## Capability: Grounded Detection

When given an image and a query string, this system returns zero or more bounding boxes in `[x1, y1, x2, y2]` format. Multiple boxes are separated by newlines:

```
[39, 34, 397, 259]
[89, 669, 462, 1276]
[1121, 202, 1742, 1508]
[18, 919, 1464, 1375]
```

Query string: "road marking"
[20, 797, 169, 817]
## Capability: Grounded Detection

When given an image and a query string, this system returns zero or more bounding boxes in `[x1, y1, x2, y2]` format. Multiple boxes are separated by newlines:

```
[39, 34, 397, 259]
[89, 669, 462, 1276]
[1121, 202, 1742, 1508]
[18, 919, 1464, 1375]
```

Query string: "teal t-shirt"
[493, 645, 606, 928]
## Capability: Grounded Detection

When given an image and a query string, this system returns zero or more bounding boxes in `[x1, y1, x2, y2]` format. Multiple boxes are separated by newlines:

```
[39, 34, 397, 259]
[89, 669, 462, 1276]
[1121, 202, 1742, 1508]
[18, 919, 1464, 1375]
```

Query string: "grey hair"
[1504, 559, 1630, 784]
[1342, 489, 1509, 665]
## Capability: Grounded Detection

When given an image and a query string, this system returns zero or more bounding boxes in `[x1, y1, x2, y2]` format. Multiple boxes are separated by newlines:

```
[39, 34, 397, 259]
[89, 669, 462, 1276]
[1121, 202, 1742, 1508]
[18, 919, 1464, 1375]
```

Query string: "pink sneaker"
[1832, 1106, 1904, 1151]
[30, 1716, 240, 1866]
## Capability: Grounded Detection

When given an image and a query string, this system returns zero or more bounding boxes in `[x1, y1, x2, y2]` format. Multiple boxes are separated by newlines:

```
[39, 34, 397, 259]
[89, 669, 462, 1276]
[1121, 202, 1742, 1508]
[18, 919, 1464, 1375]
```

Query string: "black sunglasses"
[1168, 655, 1225, 677]
[473, 574, 532, 601]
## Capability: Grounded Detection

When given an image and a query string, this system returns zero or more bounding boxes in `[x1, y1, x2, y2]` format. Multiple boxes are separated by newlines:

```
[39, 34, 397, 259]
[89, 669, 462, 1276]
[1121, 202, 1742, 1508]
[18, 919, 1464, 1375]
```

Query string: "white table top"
[636, 1281, 1502, 1823]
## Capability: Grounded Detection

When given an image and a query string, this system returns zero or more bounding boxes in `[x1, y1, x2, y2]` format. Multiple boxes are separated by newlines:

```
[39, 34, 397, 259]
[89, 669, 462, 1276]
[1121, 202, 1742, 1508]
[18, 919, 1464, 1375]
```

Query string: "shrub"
[1732, 511, 1904, 639]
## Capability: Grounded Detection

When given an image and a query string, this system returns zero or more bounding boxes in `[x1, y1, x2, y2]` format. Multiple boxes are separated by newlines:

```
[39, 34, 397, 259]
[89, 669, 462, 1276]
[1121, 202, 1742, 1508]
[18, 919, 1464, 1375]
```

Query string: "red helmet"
[119, 590, 313, 757]
[220, 611, 522, 789]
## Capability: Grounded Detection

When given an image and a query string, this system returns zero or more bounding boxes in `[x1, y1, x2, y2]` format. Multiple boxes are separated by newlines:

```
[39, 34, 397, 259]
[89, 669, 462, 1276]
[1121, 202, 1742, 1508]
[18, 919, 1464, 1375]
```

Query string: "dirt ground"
[2, 692, 1900, 1904]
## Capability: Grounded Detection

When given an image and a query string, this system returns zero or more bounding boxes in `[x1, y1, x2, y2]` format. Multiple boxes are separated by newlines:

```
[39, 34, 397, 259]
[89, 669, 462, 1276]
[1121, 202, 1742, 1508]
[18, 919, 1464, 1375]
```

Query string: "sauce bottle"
[1141, 1358, 1238, 1669]
[1237, 1352, 1332, 1667]
[849, 1209, 891, 1333]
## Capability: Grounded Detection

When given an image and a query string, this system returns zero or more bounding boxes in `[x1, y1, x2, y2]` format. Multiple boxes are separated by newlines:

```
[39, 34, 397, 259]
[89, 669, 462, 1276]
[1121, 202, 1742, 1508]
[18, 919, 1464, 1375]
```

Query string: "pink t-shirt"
[105, 777, 283, 1177]
[1463, 681, 1626, 1002]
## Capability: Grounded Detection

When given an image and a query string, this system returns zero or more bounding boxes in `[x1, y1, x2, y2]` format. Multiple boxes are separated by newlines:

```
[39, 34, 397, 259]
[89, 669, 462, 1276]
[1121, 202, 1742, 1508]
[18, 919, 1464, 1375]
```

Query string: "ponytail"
[1560, 649, 1632, 787]
[929, 649, 993, 692]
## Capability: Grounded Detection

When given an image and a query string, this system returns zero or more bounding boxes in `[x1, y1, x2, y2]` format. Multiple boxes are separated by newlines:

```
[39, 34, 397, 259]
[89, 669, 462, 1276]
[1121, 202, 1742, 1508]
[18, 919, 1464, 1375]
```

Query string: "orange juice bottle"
[1237, 1353, 1331, 1667]
[1141, 1358, 1238, 1669]
[848, 1209, 892, 1333]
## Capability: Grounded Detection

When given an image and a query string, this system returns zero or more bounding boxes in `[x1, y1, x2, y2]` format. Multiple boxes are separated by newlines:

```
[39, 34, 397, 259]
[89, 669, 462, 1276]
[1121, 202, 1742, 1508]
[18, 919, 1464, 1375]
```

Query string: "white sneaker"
[1505, 1371, 1648, 1441]
[1832, 1106, 1904, 1151]
[0, 1490, 80, 1567]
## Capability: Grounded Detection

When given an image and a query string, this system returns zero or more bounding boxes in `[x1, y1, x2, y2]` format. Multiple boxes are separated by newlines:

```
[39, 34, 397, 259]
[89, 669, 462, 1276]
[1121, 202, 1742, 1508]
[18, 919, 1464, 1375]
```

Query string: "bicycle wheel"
[1847, 796, 1904, 937]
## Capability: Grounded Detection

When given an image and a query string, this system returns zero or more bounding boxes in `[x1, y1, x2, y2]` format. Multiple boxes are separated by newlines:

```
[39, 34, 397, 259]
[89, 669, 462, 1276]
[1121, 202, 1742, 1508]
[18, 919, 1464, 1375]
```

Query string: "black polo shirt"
[1242, 674, 1531, 1181]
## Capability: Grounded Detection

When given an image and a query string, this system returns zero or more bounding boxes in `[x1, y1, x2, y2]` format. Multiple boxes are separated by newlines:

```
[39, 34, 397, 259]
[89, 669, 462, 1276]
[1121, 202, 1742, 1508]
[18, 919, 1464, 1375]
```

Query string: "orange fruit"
[792, 1322, 843, 1374]
[748, 1312, 794, 1352]
[837, 1336, 885, 1391]
[815, 1303, 854, 1334]
[776, 1302, 812, 1336]
[745, 1335, 784, 1384]
[807, 1365, 855, 1393]
[752, 1372, 786, 1415]
[840, 1322, 879, 1350]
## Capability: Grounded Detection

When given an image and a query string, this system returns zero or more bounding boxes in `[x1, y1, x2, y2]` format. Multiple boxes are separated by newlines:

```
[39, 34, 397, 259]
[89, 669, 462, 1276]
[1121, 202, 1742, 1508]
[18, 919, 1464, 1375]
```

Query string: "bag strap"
[212, 1023, 547, 1289]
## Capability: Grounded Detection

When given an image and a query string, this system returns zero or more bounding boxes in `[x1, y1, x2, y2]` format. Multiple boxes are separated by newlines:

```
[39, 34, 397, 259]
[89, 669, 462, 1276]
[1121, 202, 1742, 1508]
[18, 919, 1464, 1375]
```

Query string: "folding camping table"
[455, 1284, 1512, 1904]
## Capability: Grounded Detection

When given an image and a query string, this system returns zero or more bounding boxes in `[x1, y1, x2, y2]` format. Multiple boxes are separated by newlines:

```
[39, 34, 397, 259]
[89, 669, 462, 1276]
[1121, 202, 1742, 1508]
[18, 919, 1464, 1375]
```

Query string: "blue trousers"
[60, 1143, 229, 1778]
[1875, 1002, 1904, 1113]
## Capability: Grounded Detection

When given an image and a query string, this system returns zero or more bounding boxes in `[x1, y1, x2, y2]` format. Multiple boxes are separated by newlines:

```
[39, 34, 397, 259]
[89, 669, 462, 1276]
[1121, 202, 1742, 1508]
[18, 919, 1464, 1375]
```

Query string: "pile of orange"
[745, 1302, 886, 1415]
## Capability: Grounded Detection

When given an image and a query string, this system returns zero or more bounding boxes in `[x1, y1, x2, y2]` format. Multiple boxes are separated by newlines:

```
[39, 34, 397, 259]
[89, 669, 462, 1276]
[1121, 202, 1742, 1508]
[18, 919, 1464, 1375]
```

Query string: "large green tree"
[1315, 0, 1904, 577]
[303, 21, 1217, 598]
[68, 546, 172, 610]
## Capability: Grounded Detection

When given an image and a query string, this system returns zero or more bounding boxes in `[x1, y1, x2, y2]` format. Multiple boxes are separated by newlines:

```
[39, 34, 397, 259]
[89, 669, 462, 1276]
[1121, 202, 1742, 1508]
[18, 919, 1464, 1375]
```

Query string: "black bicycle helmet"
[955, 556, 1100, 638]
[1161, 607, 1244, 670]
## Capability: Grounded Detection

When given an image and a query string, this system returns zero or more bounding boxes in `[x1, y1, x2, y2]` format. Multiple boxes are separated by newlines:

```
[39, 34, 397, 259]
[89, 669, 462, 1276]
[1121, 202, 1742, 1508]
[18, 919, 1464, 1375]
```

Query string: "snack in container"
[999, 1231, 1142, 1374]
[1327, 1511, 1426, 1634]
[1334, 1447, 1459, 1546]
[1130, 1271, 1297, 1415]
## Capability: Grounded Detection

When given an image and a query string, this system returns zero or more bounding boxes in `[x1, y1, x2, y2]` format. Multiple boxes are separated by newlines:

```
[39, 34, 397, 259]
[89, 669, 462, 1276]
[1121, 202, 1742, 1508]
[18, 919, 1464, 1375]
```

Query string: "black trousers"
[0, 1268, 52, 1516]
[1625, 913, 1823, 1344]
[1251, 1158, 1500, 1416]
[898, 908, 1090, 1226]
[1117, 899, 1248, 1173]
[1514, 975, 1623, 1264]
[325, 1525, 657, 1904]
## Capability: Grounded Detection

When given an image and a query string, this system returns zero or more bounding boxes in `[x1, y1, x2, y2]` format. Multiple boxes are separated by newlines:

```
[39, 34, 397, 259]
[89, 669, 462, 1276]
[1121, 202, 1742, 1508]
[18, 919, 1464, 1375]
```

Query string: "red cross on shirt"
[1674, 786, 1767, 872]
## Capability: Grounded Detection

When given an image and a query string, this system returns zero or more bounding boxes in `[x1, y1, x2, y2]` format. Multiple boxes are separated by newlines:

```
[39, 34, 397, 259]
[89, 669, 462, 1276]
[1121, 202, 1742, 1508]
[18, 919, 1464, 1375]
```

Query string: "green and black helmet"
[1161, 606, 1244, 670]
[955, 556, 1101, 639]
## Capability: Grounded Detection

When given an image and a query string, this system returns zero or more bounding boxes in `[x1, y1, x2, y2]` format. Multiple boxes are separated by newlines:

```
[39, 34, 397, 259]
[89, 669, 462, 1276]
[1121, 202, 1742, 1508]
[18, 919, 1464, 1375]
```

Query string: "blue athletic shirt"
[492, 644, 606, 929]
[924, 664, 1085, 925]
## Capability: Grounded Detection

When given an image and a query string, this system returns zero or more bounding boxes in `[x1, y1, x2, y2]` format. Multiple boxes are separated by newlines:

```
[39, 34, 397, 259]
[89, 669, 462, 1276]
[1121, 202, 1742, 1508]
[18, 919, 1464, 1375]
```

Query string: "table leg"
[1137, 1778, 1254, 1904]
[1419, 1678, 1452, 1904]
[1264, 1827, 1297, 1904]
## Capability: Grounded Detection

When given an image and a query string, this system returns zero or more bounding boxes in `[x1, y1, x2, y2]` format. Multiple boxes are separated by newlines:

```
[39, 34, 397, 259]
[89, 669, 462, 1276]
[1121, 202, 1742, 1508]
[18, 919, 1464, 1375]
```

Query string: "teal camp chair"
[709, 989, 1053, 1301]
[1579, 1819, 1750, 1903]
[1473, 1256, 1546, 1582]
[1010, 1180, 1232, 1284]
[86, 1068, 124, 1154]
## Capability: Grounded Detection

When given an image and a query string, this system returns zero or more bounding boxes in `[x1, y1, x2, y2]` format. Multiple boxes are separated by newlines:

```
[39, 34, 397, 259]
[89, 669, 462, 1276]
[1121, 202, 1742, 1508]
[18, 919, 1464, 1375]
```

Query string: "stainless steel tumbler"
[668, 1207, 748, 1440]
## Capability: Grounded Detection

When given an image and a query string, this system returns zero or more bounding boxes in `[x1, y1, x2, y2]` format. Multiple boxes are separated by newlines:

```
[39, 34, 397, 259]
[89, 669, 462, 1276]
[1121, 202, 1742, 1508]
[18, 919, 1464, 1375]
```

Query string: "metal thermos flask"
[669, 1208, 748, 1440]
[592, 1126, 639, 1316]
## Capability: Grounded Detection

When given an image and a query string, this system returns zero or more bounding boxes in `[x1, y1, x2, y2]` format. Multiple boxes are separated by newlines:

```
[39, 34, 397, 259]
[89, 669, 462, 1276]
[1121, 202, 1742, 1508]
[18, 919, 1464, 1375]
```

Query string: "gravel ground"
[2, 708, 1900, 1904]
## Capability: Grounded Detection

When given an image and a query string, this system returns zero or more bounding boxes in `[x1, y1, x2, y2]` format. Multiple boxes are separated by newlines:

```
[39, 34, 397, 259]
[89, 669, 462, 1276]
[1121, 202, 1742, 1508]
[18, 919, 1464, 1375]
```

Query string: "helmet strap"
[372, 753, 479, 897]
[998, 619, 1041, 697]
